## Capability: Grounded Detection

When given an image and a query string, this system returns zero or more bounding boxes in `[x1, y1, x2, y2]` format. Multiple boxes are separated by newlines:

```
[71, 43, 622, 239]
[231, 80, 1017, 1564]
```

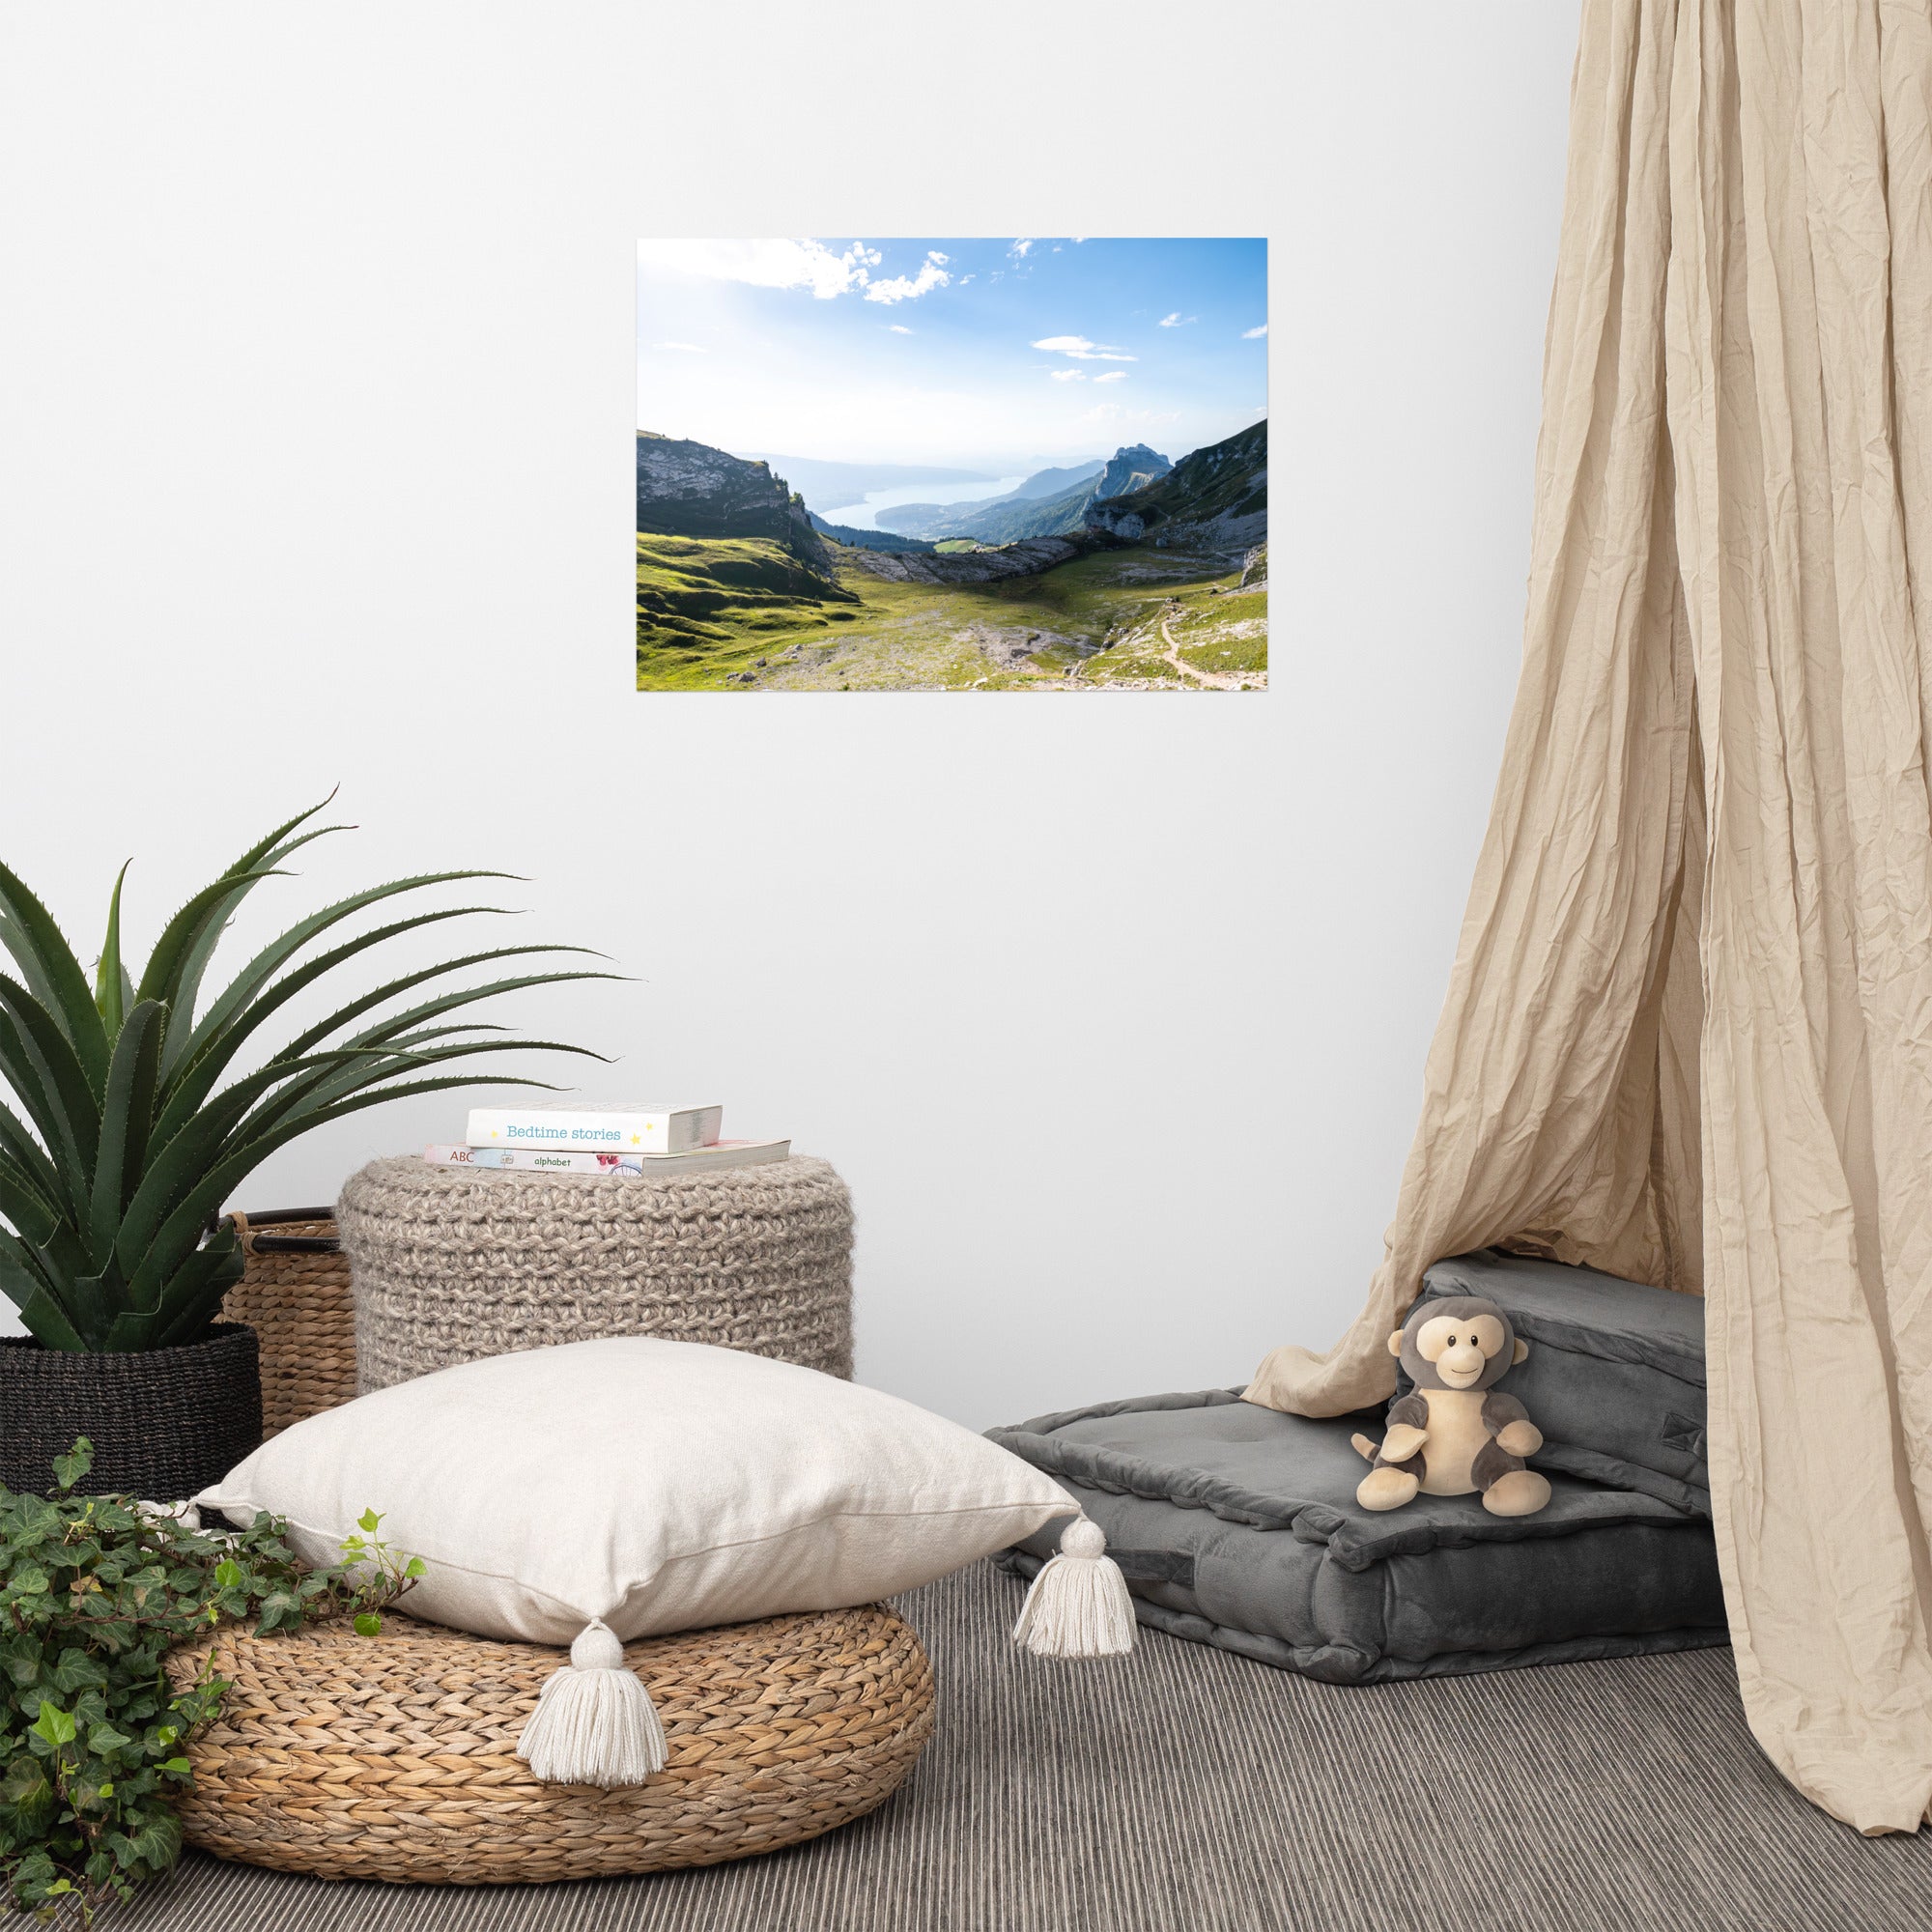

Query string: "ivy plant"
[0, 1440, 418, 1923]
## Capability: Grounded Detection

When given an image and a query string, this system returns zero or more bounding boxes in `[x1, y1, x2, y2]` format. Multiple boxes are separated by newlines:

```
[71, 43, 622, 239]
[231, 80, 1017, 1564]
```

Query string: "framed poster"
[637, 239, 1266, 692]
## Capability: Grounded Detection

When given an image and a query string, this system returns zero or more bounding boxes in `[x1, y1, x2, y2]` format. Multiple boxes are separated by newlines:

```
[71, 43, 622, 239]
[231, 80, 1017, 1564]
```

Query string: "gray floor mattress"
[992, 1389, 1725, 1683]
[1421, 1248, 1710, 1513]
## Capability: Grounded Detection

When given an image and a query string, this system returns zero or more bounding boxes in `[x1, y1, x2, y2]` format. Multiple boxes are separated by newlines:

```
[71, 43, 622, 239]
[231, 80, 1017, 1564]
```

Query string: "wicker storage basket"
[220, 1208, 358, 1437]
[169, 1602, 933, 1884]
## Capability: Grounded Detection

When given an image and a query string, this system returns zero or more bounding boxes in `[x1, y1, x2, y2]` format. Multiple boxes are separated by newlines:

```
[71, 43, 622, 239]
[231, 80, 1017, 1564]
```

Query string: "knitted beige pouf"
[336, 1155, 854, 1392]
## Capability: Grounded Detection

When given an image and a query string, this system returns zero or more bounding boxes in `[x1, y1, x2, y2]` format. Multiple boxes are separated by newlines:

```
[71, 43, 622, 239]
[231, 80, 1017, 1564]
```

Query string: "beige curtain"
[1249, 0, 1932, 1834]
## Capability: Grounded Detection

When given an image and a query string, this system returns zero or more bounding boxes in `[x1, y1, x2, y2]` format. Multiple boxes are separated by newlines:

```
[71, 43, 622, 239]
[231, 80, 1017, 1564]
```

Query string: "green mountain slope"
[638, 531, 859, 688]
[1083, 419, 1265, 545]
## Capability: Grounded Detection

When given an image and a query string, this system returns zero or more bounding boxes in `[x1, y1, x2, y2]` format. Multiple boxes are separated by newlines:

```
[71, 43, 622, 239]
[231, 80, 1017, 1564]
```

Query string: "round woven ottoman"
[337, 1154, 854, 1391]
[168, 1603, 933, 1884]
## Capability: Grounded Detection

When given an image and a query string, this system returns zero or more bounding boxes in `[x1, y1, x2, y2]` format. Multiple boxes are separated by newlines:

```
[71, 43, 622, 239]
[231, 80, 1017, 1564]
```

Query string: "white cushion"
[196, 1338, 1077, 1645]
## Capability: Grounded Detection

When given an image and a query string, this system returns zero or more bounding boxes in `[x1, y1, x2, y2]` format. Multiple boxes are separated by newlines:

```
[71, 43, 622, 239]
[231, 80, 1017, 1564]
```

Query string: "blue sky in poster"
[636, 238, 1267, 473]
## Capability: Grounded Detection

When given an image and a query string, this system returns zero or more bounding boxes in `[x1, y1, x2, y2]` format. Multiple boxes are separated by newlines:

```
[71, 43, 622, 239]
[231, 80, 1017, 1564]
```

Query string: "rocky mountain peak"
[1081, 420, 1266, 551]
[1094, 443, 1173, 500]
[636, 434, 833, 574]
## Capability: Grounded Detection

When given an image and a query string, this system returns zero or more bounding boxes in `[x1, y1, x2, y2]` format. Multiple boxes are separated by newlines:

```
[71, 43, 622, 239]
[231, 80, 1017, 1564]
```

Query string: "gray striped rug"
[128, 1561, 1931, 1932]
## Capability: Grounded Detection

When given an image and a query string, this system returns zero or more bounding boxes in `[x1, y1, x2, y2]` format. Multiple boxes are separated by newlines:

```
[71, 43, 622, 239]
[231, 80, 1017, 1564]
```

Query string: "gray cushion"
[990, 1390, 1725, 1683]
[1420, 1249, 1708, 1514]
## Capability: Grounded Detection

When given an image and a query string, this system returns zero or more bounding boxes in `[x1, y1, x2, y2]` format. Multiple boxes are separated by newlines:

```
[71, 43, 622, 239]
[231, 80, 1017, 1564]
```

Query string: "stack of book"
[424, 1104, 789, 1177]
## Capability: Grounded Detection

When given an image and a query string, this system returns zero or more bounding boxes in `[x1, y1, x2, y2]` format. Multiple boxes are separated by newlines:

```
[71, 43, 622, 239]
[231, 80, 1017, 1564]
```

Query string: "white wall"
[0, 1, 1579, 1426]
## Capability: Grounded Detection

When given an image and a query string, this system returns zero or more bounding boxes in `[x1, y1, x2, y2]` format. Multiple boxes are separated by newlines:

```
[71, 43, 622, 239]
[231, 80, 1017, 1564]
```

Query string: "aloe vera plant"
[0, 801, 611, 1352]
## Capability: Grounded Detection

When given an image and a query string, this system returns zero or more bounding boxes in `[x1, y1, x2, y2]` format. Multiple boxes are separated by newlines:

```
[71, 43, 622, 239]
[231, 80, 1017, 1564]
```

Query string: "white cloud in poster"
[1050, 368, 1085, 382]
[636, 239, 885, 300]
[1242, 324, 1268, 338]
[864, 253, 952, 304]
[1158, 312, 1196, 327]
[1031, 334, 1135, 362]
[1094, 369, 1126, 382]
[1082, 403, 1181, 426]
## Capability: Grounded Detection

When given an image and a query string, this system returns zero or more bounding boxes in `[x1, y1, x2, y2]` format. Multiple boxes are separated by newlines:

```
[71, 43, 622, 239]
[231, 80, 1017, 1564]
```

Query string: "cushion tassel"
[1011, 1517, 1136, 1659]
[516, 1619, 668, 1785]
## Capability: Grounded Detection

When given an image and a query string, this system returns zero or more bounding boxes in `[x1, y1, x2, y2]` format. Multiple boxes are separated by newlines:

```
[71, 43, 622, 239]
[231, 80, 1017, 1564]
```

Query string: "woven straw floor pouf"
[337, 1154, 854, 1393]
[167, 1603, 934, 1884]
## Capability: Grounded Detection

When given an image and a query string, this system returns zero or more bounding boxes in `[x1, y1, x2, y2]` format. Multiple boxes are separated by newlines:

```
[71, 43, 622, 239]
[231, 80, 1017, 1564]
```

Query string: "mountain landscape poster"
[637, 238, 1267, 692]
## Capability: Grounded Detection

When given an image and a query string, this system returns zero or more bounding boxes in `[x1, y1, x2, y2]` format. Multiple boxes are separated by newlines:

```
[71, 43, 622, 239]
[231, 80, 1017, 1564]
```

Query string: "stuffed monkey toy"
[1350, 1294, 1551, 1517]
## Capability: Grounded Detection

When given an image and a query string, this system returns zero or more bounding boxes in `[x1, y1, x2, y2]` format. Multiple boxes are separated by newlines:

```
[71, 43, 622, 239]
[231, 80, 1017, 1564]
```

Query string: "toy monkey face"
[1386, 1293, 1527, 1392]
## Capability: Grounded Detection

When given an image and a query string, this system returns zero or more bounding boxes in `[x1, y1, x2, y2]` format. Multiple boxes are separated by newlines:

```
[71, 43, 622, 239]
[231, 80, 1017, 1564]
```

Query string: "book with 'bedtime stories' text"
[464, 1104, 724, 1152]
[426, 1140, 788, 1177]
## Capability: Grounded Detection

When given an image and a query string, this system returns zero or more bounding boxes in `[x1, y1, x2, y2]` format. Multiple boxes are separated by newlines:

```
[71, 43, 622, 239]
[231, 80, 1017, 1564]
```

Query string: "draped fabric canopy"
[1248, 0, 1932, 1834]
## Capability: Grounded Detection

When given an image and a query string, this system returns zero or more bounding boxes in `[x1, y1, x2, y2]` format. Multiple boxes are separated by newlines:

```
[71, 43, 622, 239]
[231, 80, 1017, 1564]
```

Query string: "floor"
[128, 1561, 1932, 1932]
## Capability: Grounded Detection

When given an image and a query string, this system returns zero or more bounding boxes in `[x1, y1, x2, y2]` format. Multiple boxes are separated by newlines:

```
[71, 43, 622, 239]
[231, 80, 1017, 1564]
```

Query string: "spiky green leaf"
[157, 910, 555, 1126]
[0, 1179, 61, 1290]
[0, 1135, 63, 1241]
[153, 797, 348, 1076]
[89, 1000, 165, 1269]
[0, 973, 100, 1193]
[94, 861, 132, 1038]
[0, 1235, 83, 1348]
[0, 862, 110, 1092]
[114, 1048, 405, 1283]
[171, 875, 519, 1076]
[270, 953, 616, 1069]
[236, 1033, 605, 1151]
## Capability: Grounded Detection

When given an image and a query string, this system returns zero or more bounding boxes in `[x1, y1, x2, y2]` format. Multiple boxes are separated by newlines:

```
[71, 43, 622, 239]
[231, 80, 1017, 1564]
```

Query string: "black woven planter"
[0, 1323, 263, 1501]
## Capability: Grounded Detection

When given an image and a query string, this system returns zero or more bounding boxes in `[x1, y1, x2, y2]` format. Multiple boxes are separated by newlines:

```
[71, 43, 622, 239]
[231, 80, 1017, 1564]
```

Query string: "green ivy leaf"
[49, 1437, 94, 1493]
[356, 1508, 382, 1534]
[404, 1556, 426, 1579]
[31, 1701, 76, 1748]
[11, 1851, 57, 1896]
[156, 1757, 192, 1776]
[1, 1641, 43, 1687]
[49, 1646, 108, 1694]
[0, 1756, 51, 1806]
[353, 1611, 383, 1637]
[70, 1772, 117, 1813]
